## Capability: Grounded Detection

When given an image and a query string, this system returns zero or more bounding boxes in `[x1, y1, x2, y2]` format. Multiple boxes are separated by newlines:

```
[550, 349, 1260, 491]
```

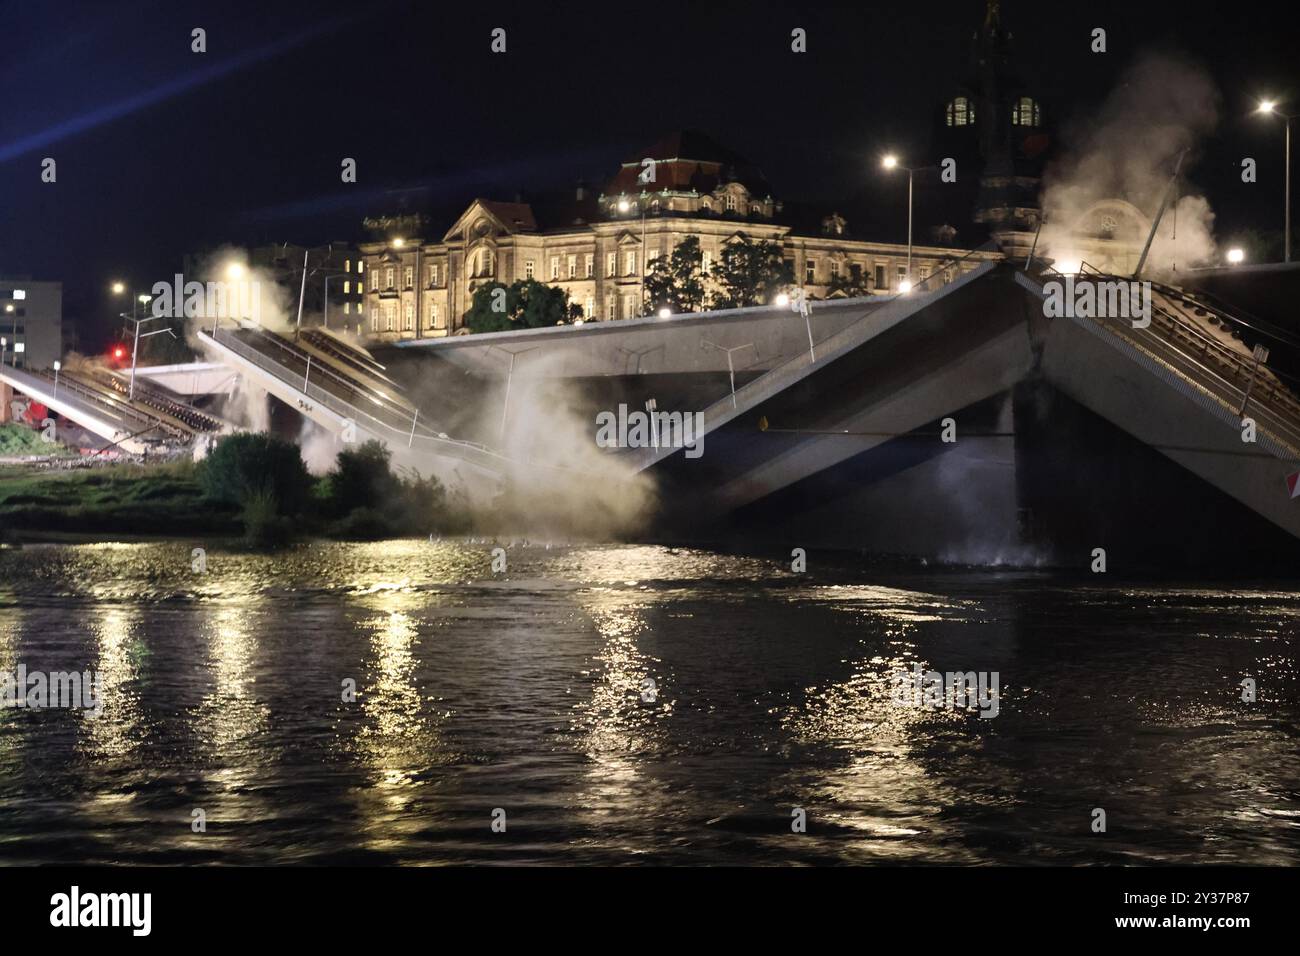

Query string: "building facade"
[357, 131, 1004, 342]
[0, 278, 62, 371]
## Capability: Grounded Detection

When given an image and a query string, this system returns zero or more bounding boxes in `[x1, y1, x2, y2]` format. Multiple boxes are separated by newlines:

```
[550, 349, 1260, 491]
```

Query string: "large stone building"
[356, 1, 1042, 342]
[356, 130, 1005, 342]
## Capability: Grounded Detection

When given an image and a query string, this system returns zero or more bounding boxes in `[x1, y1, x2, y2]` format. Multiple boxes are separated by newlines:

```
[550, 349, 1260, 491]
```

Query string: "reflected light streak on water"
[0, 539, 1294, 865]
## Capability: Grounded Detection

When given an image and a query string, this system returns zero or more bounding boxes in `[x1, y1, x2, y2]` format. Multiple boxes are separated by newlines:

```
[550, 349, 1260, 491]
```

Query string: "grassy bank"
[0, 459, 241, 536]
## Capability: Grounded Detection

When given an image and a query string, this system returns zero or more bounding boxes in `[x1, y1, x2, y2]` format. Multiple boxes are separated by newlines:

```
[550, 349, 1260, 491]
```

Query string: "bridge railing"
[204, 323, 528, 470]
[1036, 263, 1300, 450]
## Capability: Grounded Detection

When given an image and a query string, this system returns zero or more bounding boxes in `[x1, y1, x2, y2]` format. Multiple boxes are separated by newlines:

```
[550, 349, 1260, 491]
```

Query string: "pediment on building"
[442, 199, 538, 243]
[1070, 199, 1150, 242]
[615, 230, 643, 245]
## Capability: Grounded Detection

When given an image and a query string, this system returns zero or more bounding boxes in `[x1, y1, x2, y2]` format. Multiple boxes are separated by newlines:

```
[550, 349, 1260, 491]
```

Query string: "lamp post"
[1257, 100, 1295, 263]
[881, 155, 935, 292]
[53, 360, 61, 398]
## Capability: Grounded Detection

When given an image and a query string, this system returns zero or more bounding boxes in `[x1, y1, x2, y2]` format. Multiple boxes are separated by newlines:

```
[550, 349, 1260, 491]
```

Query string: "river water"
[0, 539, 1296, 865]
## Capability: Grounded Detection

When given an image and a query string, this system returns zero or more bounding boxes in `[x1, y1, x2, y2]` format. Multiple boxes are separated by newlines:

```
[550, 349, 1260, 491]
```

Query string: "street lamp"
[53, 360, 61, 398]
[881, 154, 931, 291]
[1227, 247, 1246, 265]
[1257, 99, 1295, 262]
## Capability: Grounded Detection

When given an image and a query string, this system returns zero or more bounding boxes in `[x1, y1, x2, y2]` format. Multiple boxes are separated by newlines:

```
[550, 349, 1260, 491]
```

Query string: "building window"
[567, 255, 577, 279]
[896, 265, 908, 287]
[606, 252, 617, 277]
[525, 259, 535, 279]
[12, 290, 25, 300]
[702, 198, 712, 211]
[550, 257, 560, 280]
[344, 302, 351, 315]
[384, 301, 396, 331]
[344, 259, 351, 273]
[584, 296, 594, 317]
[371, 306, 380, 331]
[805, 260, 816, 284]
[625, 250, 637, 276]
[384, 267, 394, 290]
[830, 260, 841, 277]
[428, 264, 439, 287]
[343, 280, 350, 294]
[647, 248, 660, 269]
[946, 96, 974, 127]
[1012, 96, 1041, 127]
[358, 282, 363, 295]
[622, 294, 635, 318]
[357, 261, 364, 275]
[751, 204, 760, 215]
[404, 300, 415, 331]
[606, 295, 615, 320]
[584, 254, 594, 278]
[403, 266, 413, 288]
[702, 251, 712, 272]
[874, 264, 886, 289]
[431, 304, 441, 329]
[725, 194, 736, 211]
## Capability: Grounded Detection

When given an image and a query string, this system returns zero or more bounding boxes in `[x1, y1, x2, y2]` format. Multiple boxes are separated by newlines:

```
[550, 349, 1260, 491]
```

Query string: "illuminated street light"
[225, 262, 246, 281]
[53, 360, 61, 398]
[774, 292, 790, 307]
[111, 281, 126, 295]
[1227, 247, 1246, 265]
[391, 237, 405, 248]
[1256, 98, 1295, 262]
[881, 154, 927, 289]
[658, 307, 671, 318]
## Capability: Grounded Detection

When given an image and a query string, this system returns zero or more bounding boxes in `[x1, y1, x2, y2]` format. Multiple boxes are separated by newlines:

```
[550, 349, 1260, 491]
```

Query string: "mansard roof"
[605, 129, 774, 198]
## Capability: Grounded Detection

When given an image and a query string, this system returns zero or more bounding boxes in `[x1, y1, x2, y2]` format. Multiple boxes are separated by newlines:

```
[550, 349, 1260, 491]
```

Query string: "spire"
[984, 0, 1001, 33]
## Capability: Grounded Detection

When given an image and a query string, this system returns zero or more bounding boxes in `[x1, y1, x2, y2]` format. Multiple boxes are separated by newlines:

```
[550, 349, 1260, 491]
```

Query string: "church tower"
[952, 1, 1049, 256]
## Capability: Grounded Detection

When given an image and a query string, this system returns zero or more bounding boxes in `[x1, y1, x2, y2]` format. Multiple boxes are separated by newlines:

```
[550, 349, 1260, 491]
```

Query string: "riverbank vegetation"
[0, 432, 464, 548]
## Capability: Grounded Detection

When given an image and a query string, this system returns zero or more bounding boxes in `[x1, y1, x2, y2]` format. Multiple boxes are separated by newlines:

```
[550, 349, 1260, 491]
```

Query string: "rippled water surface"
[0, 539, 1297, 865]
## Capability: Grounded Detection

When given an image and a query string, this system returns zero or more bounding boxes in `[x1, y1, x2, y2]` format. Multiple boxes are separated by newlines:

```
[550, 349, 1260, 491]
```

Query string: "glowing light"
[882, 155, 899, 170]
[774, 292, 790, 307]
[113, 347, 125, 359]
[657, 307, 671, 318]
[137, 293, 151, 303]
[225, 262, 246, 280]
[391, 237, 405, 248]
[1054, 259, 1082, 275]
[53, 360, 61, 371]
[1227, 248, 1245, 264]
[1258, 100, 1277, 114]
[617, 199, 630, 213]
[898, 279, 913, 294]
[111, 281, 125, 295]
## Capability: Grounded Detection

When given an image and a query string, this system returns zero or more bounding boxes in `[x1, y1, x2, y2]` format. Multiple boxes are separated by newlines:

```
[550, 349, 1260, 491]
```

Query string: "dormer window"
[1011, 96, 1041, 126]
[725, 194, 736, 212]
[946, 96, 975, 127]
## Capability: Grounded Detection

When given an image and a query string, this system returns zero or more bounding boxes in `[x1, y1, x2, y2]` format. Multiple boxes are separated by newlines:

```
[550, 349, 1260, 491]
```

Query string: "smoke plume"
[1039, 53, 1222, 274]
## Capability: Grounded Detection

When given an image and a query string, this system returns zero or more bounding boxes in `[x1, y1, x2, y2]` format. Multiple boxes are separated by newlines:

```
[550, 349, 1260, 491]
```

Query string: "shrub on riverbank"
[318, 440, 454, 538]
[198, 433, 311, 515]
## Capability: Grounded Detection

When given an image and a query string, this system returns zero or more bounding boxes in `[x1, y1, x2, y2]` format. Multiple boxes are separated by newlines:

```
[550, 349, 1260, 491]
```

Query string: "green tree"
[198, 432, 311, 515]
[708, 236, 792, 310]
[463, 279, 578, 333]
[644, 236, 707, 314]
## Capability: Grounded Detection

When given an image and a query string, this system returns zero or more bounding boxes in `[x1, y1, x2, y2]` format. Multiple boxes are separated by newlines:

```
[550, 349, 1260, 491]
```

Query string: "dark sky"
[0, 0, 1295, 347]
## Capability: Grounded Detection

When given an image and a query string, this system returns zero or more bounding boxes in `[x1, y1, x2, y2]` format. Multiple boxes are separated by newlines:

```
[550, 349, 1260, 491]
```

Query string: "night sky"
[0, 0, 1294, 348]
